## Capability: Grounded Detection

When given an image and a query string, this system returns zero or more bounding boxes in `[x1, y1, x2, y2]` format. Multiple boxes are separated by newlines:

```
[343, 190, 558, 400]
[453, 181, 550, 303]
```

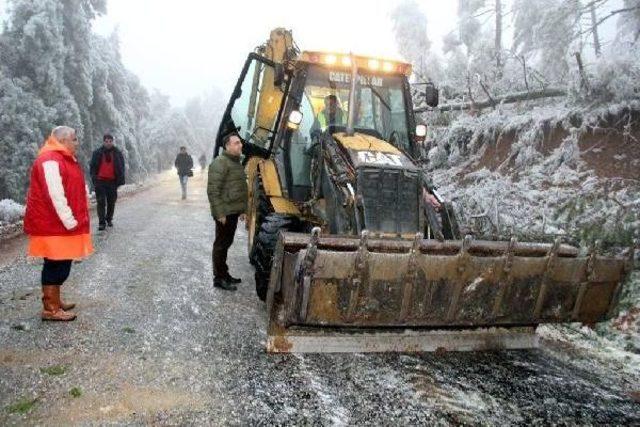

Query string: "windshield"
[301, 65, 411, 152]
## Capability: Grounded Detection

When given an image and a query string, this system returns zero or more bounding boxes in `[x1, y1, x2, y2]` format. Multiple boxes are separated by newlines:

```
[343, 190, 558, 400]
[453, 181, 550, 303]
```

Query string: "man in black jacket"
[90, 134, 125, 231]
[174, 146, 194, 200]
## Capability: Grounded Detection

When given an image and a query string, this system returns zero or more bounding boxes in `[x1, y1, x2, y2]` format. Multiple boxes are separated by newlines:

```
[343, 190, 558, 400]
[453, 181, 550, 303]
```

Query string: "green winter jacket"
[207, 151, 248, 219]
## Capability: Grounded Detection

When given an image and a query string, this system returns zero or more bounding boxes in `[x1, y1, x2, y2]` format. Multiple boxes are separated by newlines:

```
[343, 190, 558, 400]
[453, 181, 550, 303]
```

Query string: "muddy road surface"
[1, 174, 639, 425]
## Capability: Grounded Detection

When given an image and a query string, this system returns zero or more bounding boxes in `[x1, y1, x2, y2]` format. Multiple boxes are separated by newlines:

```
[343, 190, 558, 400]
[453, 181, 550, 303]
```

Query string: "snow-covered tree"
[0, 68, 54, 201]
[458, 0, 487, 54]
[0, 0, 224, 201]
[139, 90, 199, 173]
[183, 88, 226, 160]
[391, 0, 434, 82]
[617, 0, 640, 43]
[513, 0, 582, 84]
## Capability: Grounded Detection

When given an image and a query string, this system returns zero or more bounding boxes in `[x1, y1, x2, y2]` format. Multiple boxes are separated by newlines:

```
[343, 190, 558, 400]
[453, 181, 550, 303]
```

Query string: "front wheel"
[250, 213, 302, 301]
[247, 177, 272, 257]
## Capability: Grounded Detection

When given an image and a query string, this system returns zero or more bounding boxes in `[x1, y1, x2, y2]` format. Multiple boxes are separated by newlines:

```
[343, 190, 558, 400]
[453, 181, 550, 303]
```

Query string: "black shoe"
[226, 275, 241, 284]
[214, 278, 237, 291]
[98, 223, 106, 231]
[107, 220, 113, 227]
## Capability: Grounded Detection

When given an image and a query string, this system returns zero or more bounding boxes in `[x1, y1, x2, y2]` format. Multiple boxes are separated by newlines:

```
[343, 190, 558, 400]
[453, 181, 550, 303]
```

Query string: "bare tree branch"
[578, 5, 640, 37]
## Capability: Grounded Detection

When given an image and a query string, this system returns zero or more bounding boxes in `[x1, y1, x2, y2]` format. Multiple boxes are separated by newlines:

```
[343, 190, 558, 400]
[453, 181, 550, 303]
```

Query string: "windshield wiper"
[364, 82, 392, 112]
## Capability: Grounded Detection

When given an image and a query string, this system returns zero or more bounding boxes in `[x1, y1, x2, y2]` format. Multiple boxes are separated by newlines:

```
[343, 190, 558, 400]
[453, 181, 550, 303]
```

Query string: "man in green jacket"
[207, 133, 248, 291]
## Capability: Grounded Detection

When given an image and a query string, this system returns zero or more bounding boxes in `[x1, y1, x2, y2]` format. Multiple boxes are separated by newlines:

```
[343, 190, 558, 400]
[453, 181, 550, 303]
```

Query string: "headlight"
[415, 124, 427, 139]
[287, 110, 303, 129]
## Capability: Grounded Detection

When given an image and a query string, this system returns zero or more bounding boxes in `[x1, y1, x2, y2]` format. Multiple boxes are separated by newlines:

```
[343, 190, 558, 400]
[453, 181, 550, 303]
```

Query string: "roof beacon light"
[299, 51, 413, 76]
[324, 54, 337, 65]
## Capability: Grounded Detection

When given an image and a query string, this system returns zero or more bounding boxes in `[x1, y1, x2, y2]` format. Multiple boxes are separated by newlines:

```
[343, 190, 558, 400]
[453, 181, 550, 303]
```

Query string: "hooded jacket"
[24, 136, 93, 260]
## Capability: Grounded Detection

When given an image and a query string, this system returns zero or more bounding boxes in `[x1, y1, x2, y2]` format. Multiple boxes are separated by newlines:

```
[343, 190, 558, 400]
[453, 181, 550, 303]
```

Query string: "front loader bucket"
[265, 229, 634, 353]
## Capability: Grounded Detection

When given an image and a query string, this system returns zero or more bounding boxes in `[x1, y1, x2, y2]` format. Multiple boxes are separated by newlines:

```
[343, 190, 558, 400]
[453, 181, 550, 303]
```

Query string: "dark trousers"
[42, 259, 72, 286]
[213, 214, 239, 279]
[95, 180, 118, 225]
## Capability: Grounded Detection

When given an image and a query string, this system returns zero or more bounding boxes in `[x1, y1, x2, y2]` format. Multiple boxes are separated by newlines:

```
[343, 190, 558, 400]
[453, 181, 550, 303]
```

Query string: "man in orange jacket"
[24, 126, 94, 321]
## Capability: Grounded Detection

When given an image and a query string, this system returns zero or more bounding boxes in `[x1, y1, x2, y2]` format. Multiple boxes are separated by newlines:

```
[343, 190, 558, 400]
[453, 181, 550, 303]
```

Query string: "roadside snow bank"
[0, 199, 25, 224]
[427, 101, 640, 248]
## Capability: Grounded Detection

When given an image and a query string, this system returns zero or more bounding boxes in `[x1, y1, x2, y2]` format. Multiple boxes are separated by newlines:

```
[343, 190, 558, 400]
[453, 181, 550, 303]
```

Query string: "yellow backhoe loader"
[214, 28, 634, 353]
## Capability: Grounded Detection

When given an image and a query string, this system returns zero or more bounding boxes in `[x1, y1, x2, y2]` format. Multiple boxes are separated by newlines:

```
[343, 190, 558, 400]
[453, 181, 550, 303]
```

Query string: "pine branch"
[579, 5, 640, 37]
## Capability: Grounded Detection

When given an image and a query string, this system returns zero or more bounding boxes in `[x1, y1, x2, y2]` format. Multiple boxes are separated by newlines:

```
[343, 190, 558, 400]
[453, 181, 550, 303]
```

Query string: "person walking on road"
[198, 153, 207, 172]
[207, 133, 247, 291]
[90, 134, 125, 231]
[24, 126, 94, 321]
[175, 146, 194, 200]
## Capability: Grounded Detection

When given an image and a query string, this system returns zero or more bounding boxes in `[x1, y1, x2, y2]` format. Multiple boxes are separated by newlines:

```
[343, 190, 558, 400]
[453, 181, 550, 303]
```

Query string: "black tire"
[248, 177, 272, 261]
[250, 213, 303, 301]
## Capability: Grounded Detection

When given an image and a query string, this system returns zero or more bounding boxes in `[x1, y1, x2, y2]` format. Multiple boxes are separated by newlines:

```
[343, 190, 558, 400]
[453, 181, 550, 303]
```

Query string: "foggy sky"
[92, 0, 457, 106]
[1, 0, 622, 108]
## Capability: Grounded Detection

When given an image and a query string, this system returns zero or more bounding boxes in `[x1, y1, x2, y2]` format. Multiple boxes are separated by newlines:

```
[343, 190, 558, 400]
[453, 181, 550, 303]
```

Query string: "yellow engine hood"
[332, 132, 417, 171]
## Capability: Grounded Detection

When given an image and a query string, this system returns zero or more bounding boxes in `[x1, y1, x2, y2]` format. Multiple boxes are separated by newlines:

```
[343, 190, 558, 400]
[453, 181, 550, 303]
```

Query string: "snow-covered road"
[1, 174, 638, 425]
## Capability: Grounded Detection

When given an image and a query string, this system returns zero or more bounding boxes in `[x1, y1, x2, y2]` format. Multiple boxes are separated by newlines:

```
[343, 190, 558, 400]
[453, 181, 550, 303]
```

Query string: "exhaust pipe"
[346, 53, 357, 136]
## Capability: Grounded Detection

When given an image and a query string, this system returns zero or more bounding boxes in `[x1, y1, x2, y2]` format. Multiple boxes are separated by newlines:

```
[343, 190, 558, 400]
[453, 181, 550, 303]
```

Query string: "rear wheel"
[250, 213, 303, 301]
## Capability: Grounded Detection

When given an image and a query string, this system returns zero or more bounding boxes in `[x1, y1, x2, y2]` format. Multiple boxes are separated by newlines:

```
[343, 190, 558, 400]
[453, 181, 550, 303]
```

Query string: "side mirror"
[287, 110, 303, 130]
[274, 64, 285, 87]
[415, 124, 427, 143]
[424, 83, 439, 108]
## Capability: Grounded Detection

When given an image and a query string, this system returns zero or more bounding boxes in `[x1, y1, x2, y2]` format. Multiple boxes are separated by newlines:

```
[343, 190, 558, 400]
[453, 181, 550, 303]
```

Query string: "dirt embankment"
[468, 106, 640, 182]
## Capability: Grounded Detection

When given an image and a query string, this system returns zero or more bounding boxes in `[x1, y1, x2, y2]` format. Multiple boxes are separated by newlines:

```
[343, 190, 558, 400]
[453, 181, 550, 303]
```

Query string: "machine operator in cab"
[310, 94, 346, 137]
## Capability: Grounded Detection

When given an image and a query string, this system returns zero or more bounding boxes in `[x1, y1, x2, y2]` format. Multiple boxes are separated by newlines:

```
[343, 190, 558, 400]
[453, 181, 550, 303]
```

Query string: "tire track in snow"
[293, 354, 350, 426]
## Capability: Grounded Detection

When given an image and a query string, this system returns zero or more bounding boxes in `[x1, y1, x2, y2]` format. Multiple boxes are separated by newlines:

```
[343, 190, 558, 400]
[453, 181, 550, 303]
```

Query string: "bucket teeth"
[491, 236, 518, 318]
[296, 227, 321, 321]
[399, 233, 423, 320]
[586, 240, 600, 281]
[533, 238, 563, 318]
[268, 232, 632, 339]
[457, 235, 473, 273]
[346, 230, 371, 322]
[505, 237, 517, 273]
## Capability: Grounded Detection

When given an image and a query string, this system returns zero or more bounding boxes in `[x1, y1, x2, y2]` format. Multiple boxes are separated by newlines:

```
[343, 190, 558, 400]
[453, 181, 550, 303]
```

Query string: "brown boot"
[59, 290, 76, 311]
[41, 285, 76, 321]
[59, 300, 76, 310]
